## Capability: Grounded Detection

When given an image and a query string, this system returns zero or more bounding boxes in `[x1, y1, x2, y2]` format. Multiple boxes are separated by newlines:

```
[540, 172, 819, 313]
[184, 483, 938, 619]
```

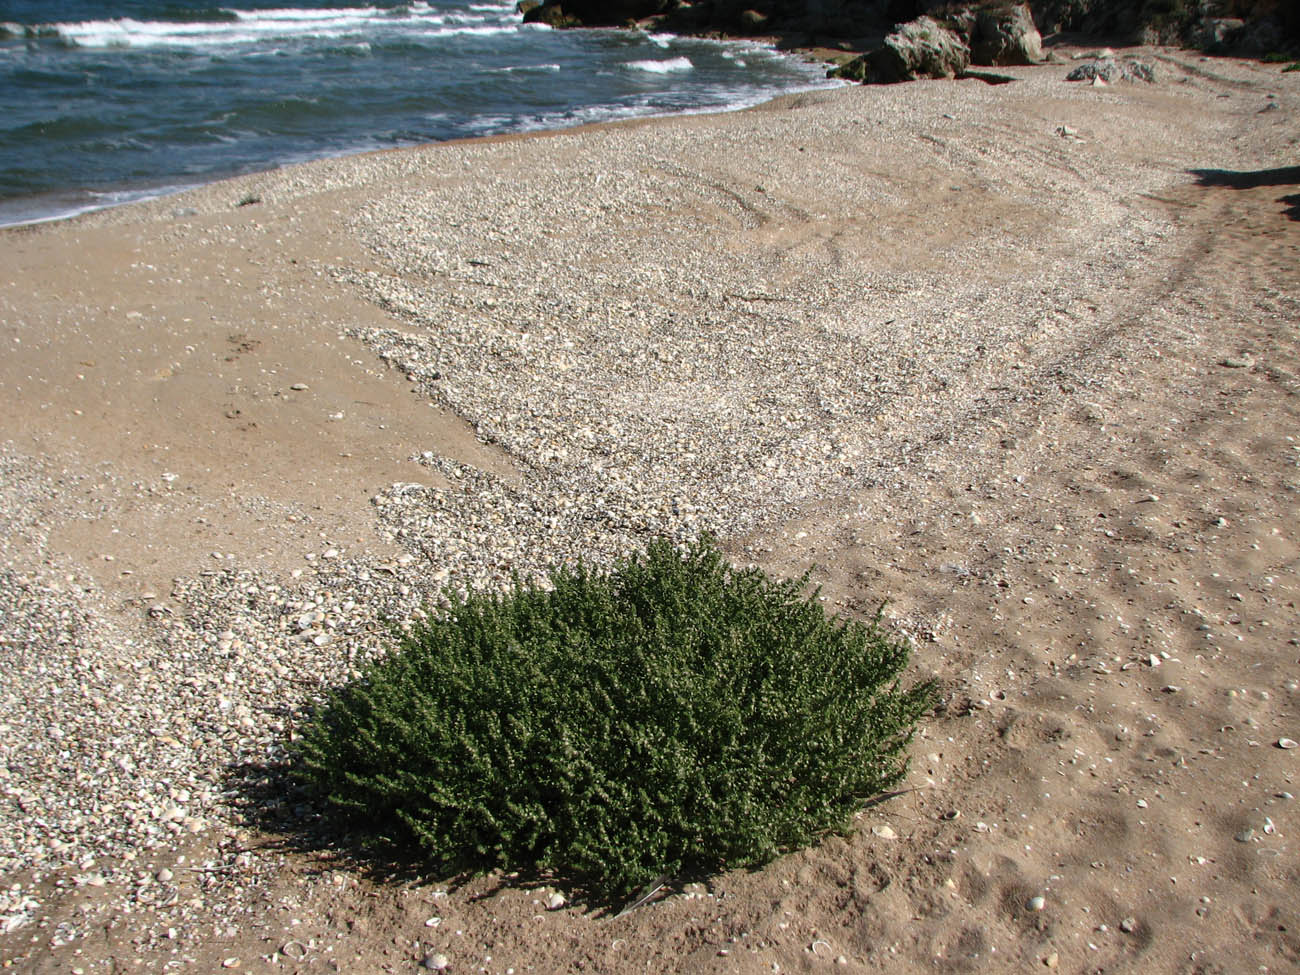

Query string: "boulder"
[1065, 57, 1156, 83]
[971, 4, 1043, 66]
[831, 16, 970, 84]
[1234, 15, 1286, 54]
[521, 0, 670, 28]
[1188, 17, 1245, 51]
[521, 0, 581, 26]
[945, 7, 978, 40]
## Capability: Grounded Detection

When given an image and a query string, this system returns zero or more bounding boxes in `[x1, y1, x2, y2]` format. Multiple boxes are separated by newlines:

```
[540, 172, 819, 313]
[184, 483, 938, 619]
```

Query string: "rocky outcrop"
[1187, 17, 1245, 51]
[971, 4, 1043, 65]
[1065, 55, 1156, 83]
[831, 16, 970, 84]
[521, 0, 1296, 59]
[829, 5, 1044, 85]
[1029, 0, 1296, 49]
[522, 0, 675, 29]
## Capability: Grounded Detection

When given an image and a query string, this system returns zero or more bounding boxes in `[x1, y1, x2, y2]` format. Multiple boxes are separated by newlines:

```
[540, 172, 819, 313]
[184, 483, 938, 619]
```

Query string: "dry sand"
[1, 45, 1298, 974]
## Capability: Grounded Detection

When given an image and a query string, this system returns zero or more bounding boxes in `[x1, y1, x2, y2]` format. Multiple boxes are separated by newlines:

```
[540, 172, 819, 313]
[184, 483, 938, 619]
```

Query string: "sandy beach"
[2, 45, 1298, 973]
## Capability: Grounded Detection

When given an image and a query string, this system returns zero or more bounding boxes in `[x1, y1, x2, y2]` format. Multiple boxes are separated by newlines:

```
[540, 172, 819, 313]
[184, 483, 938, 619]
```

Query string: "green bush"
[292, 537, 935, 899]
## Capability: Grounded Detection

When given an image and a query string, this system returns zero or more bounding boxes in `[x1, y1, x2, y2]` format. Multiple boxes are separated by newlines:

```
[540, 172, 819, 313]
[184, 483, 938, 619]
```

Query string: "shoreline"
[2, 48, 1299, 973]
[0, 28, 839, 231]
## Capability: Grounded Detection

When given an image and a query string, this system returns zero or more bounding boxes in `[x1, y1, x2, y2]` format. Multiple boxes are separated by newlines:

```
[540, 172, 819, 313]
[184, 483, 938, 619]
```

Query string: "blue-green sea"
[0, 0, 835, 225]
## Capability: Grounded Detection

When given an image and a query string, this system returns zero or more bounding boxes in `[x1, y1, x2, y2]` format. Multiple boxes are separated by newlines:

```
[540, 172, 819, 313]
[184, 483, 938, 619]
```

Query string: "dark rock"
[829, 54, 869, 83]
[532, 0, 675, 27]
[971, 3, 1043, 66]
[1188, 17, 1245, 51]
[946, 7, 978, 41]
[831, 16, 970, 84]
[1234, 15, 1286, 54]
[515, 0, 542, 16]
[517, 0, 1296, 55]
[521, 0, 581, 27]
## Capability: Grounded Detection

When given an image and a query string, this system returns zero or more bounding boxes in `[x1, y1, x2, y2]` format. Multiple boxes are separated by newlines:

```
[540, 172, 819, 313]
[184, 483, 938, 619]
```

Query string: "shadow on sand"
[222, 753, 668, 915]
[224, 754, 437, 886]
[1190, 166, 1300, 220]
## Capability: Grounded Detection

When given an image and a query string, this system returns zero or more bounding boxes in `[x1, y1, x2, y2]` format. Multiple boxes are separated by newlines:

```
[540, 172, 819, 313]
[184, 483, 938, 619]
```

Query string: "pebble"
[1044, 952, 1059, 969]
[546, 891, 566, 910]
[1027, 895, 1046, 912]
[1119, 916, 1136, 933]
[1235, 828, 1255, 843]
[422, 953, 449, 971]
[289, 382, 309, 391]
[1277, 738, 1298, 750]
[871, 825, 897, 839]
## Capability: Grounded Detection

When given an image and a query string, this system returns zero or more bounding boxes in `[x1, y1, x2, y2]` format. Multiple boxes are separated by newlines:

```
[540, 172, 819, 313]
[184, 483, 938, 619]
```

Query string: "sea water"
[0, 0, 836, 226]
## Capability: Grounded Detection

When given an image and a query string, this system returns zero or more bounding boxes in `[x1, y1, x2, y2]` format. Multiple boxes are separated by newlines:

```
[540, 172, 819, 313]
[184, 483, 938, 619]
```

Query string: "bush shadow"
[222, 745, 442, 888]
[221, 744, 666, 915]
[223, 742, 921, 917]
[1190, 165, 1300, 190]
[1190, 166, 1300, 222]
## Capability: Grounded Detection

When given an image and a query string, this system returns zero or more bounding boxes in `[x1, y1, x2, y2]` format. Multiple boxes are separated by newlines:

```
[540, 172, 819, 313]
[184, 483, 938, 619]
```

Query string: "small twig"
[613, 875, 670, 919]
[860, 786, 927, 810]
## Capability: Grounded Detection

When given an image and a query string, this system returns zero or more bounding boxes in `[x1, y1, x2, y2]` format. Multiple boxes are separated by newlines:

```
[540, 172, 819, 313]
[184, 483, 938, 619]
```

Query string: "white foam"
[0, 182, 198, 229]
[490, 61, 561, 73]
[623, 56, 692, 73]
[51, 4, 513, 50]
